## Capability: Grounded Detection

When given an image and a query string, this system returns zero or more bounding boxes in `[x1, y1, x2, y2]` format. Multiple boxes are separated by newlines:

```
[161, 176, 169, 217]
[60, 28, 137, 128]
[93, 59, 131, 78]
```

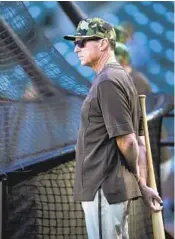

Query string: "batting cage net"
[0, 2, 174, 239]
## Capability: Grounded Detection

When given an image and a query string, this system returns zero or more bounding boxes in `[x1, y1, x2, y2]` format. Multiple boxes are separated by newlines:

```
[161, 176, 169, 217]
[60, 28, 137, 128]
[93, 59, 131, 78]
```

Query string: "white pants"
[82, 188, 130, 239]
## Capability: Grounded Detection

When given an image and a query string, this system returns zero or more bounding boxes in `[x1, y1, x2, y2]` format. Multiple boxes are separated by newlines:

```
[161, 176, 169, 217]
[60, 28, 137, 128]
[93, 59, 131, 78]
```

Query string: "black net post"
[58, 1, 87, 26]
[0, 176, 8, 239]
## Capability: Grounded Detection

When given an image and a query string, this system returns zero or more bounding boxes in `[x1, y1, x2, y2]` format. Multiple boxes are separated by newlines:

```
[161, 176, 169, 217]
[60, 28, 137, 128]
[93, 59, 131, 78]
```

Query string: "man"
[114, 25, 128, 44]
[118, 22, 151, 72]
[114, 42, 152, 95]
[64, 17, 163, 239]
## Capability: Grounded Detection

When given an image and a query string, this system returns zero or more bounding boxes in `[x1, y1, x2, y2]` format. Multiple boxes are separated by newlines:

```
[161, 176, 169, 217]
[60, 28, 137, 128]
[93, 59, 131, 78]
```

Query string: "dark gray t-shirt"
[74, 62, 143, 204]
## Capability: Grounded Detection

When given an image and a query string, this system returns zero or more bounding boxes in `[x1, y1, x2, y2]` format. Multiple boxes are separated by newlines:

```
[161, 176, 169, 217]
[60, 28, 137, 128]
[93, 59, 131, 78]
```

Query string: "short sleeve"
[97, 80, 134, 138]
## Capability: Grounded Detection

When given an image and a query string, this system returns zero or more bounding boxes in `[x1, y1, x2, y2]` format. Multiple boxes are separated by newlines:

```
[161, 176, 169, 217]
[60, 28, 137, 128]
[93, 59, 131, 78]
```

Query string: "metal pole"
[58, 1, 87, 27]
[0, 177, 8, 239]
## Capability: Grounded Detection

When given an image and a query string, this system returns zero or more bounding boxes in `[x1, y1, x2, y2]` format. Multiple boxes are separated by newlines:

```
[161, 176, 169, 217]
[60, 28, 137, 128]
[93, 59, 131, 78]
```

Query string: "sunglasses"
[74, 37, 103, 48]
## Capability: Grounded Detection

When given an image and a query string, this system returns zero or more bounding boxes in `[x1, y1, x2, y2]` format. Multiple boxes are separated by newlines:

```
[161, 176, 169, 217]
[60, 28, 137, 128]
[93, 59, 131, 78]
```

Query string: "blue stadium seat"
[150, 22, 164, 35]
[153, 3, 166, 15]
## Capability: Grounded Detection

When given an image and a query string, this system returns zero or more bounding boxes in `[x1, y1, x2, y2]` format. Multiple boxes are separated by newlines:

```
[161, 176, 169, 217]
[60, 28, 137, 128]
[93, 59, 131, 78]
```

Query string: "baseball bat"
[139, 95, 165, 239]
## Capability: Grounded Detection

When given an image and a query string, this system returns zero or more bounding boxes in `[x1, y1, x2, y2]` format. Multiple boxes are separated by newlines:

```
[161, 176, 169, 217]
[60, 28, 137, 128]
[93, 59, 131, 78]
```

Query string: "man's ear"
[100, 39, 109, 51]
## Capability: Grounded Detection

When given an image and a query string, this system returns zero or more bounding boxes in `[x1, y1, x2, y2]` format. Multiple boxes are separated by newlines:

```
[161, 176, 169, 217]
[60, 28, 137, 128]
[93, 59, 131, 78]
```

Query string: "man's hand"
[139, 184, 163, 212]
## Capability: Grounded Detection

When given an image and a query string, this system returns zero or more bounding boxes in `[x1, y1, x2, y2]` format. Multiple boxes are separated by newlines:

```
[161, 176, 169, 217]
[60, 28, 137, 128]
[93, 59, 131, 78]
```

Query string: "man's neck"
[92, 52, 117, 74]
[105, 55, 117, 67]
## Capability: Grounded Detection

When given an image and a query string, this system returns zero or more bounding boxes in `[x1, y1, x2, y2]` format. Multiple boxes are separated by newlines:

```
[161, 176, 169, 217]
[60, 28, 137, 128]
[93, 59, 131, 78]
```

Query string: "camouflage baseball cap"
[114, 25, 128, 44]
[114, 42, 130, 65]
[64, 17, 116, 43]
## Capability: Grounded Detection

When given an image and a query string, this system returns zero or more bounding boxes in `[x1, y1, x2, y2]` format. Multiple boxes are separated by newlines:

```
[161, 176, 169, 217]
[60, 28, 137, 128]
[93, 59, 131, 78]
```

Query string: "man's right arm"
[137, 136, 163, 211]
[116, 133, 140, 180]
[116, 134, 163, 212]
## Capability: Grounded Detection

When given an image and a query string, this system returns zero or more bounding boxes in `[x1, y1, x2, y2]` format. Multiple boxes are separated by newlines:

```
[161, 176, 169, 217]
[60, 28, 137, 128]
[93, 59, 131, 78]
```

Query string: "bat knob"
[139, 95, 146, 99]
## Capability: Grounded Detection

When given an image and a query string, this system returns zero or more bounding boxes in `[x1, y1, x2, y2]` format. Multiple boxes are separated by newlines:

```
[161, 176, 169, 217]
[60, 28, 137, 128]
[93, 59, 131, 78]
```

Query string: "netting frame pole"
[0, 177, 8, 239]
[58, 1, 87, 26]
[157, 117, 164, 197]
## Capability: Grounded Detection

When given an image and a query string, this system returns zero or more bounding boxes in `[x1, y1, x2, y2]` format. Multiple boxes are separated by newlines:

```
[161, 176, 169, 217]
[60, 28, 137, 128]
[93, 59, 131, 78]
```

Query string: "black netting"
[3, 99, 173, 239]
[6, 160, 87, 239]
[0, 2, 174, 239]
[0, 98, 82, 173]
